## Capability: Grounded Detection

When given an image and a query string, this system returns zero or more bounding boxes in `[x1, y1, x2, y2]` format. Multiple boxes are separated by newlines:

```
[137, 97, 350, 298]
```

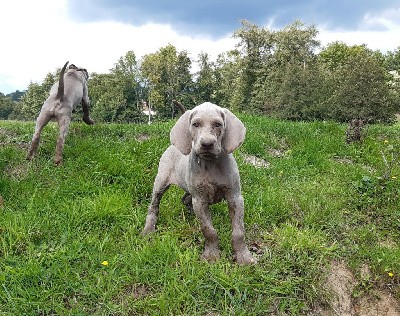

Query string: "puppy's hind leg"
[82, 97, 94, 125]
[27, 111, 52, 160]
[141, 173, 170, 235]
[54, 114, 71, 165]
[181, 192, 193, 213]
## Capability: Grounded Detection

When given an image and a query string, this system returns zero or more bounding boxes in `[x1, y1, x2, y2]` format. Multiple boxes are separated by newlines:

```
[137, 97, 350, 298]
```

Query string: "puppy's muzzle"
[197, 137, 220, 159]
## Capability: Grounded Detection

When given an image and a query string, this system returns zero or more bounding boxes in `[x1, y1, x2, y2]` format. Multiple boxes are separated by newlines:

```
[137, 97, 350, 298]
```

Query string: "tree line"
[1, 20, 400, 123]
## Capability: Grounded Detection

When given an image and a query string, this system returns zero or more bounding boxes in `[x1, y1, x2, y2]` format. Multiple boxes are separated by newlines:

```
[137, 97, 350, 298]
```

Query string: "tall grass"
[0, 116, 399, 315]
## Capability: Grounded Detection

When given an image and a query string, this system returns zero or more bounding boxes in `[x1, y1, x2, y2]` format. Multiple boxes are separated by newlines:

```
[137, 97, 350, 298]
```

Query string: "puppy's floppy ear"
[170, 110, 192, 155]
[222, 109, 246, 154]
[69, 64, 78, 70]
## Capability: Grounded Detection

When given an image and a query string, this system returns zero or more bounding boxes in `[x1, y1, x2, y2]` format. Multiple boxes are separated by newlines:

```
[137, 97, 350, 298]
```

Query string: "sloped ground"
[0, 118, 399, 315]
[322, 262, 400, 316]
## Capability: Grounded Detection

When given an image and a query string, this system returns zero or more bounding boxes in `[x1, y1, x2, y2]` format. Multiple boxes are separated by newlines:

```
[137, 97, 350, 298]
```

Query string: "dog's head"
[68, 64, 89, 80]
[170, 102, 246, 159]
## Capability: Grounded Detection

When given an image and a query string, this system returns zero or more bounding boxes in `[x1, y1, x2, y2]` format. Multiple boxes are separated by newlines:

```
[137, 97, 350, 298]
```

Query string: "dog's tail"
[172, 99, 186, 114]
[56, 61, 69, 100]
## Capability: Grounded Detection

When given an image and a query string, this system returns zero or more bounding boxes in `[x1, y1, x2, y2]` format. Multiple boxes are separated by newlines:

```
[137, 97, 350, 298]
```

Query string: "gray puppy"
[142, 102, 256, 265]
[26, 61, 94, 164]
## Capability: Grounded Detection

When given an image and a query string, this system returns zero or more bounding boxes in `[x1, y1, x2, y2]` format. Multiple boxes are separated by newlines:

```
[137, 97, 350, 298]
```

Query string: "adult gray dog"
[142, 102, 256, 265]
[26, 61, 94, 164]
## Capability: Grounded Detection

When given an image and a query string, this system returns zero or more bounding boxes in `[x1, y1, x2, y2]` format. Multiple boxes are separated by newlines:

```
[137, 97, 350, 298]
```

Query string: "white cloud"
[0, 0, 236, 93]
[318, 10, 400, 51]
[1, 0, 399, 94]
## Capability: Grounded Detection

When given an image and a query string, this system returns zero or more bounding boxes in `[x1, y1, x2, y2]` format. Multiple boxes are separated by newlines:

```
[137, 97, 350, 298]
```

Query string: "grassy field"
[0, 115, 399, 315]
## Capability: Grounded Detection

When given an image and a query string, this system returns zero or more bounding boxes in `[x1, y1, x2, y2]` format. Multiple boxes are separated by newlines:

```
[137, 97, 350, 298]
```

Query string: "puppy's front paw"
[54, 156, 63, 166]
[201, 247, 221, 263]
[141, 214, 157, 235]
[234, 249, 257, 265]
[141, 226, 155, 236]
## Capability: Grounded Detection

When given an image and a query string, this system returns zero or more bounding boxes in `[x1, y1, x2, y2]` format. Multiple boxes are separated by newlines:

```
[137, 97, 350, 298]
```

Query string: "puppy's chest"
[189, 168, 230, 202]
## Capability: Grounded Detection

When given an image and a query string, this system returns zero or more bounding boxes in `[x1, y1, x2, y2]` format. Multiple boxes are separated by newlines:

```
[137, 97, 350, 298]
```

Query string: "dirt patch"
[331, 156, 376, 173]
[355, 290, 400, 316]
[324, 261, 357, 316]
[135, 133, 151, 142]
[246, 225, 270, 261]
[115, 283, 152, 305]
[379, 237, 398, 249]
[322, 261, 400, 316]
[266, 136, 290, 158]
[267, 148, 285, 158]
[5, 163, 30, 180]
[0, 128, 30, 149]
[242, 154, 270, 168]
[332, 156, 354, 165]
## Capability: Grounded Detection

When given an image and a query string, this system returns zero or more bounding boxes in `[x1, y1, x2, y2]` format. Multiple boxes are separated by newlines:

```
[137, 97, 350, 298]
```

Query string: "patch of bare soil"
[135, 133, 151, 142]
[322, 261, 400, 316]
[379, 237, 398, 249]
[331, 156, 376, 173]
[332, 156, 354, 165]
[0, 127, 30, 149]
[324, 261, 357, 316]
[5, 162, 30, 180]
[355, 290, 400, 316]
[115, 283, 152, 305]
[242, 154, 270, 168]
[267, 148, 288, 158]
[267, 136, 290, 158]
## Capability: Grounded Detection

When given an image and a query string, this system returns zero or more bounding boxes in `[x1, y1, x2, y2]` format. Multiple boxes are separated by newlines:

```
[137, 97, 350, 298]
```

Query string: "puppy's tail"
[172, 99, 186, 114]
[56, 61, 69, 100]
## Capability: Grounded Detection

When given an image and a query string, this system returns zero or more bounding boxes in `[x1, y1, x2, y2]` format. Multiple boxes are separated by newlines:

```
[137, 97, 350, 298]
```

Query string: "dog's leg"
[142, 175, 170, 235]
[82, 86, 94, 125]
[26, 112, 52, 160]
[181, 192, 193, 213]
[227, 194, 256, 265]
[192, 197, 220, 262]
[54, 114, 71, 165]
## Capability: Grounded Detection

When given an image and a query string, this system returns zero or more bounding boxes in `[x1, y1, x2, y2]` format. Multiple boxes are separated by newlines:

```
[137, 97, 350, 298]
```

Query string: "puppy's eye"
[213, 122, 222, 128]
[192, 122, 200, 127]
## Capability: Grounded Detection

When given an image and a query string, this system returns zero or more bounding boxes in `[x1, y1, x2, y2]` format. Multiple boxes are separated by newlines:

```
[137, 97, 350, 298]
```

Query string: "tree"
[213, 50, 243, 110]
[7, 90, 25, 102]
[194, 52, 218, 104]
[384, 46, 400, 72]
[88, 72, 126, 122]
[110, 51, 145, 122]
[19, 82, 47, 120]
[88, 51, 147, 123]
[19, 71, 57, 121]
[0, 93, 16, 119]
[141, 44, 193, 118]
[320, 43, 398, 122]
[233, 20, 321, 115]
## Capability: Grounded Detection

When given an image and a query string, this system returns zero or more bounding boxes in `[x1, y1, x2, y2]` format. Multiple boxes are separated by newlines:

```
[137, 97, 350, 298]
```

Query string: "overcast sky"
[1, 0, 399, 94]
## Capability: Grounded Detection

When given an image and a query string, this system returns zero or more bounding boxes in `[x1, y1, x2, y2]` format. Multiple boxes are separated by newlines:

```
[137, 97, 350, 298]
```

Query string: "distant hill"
[6, 90, 25, 102]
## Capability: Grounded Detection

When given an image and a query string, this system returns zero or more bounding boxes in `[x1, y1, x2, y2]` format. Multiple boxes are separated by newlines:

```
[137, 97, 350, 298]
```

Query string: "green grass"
[0, 116, 399, 315]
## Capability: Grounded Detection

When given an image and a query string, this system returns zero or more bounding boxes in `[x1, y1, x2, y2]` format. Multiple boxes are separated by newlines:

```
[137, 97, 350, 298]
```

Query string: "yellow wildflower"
[384, 139, 389, 143]
[392, 176, 397, 179]
[101, 261, 109, 266]
[388, 272, 394, 277]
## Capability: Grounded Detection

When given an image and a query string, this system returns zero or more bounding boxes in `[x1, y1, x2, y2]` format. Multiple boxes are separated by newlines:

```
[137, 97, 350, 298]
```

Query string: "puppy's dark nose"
[200, 139, 215, 150]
